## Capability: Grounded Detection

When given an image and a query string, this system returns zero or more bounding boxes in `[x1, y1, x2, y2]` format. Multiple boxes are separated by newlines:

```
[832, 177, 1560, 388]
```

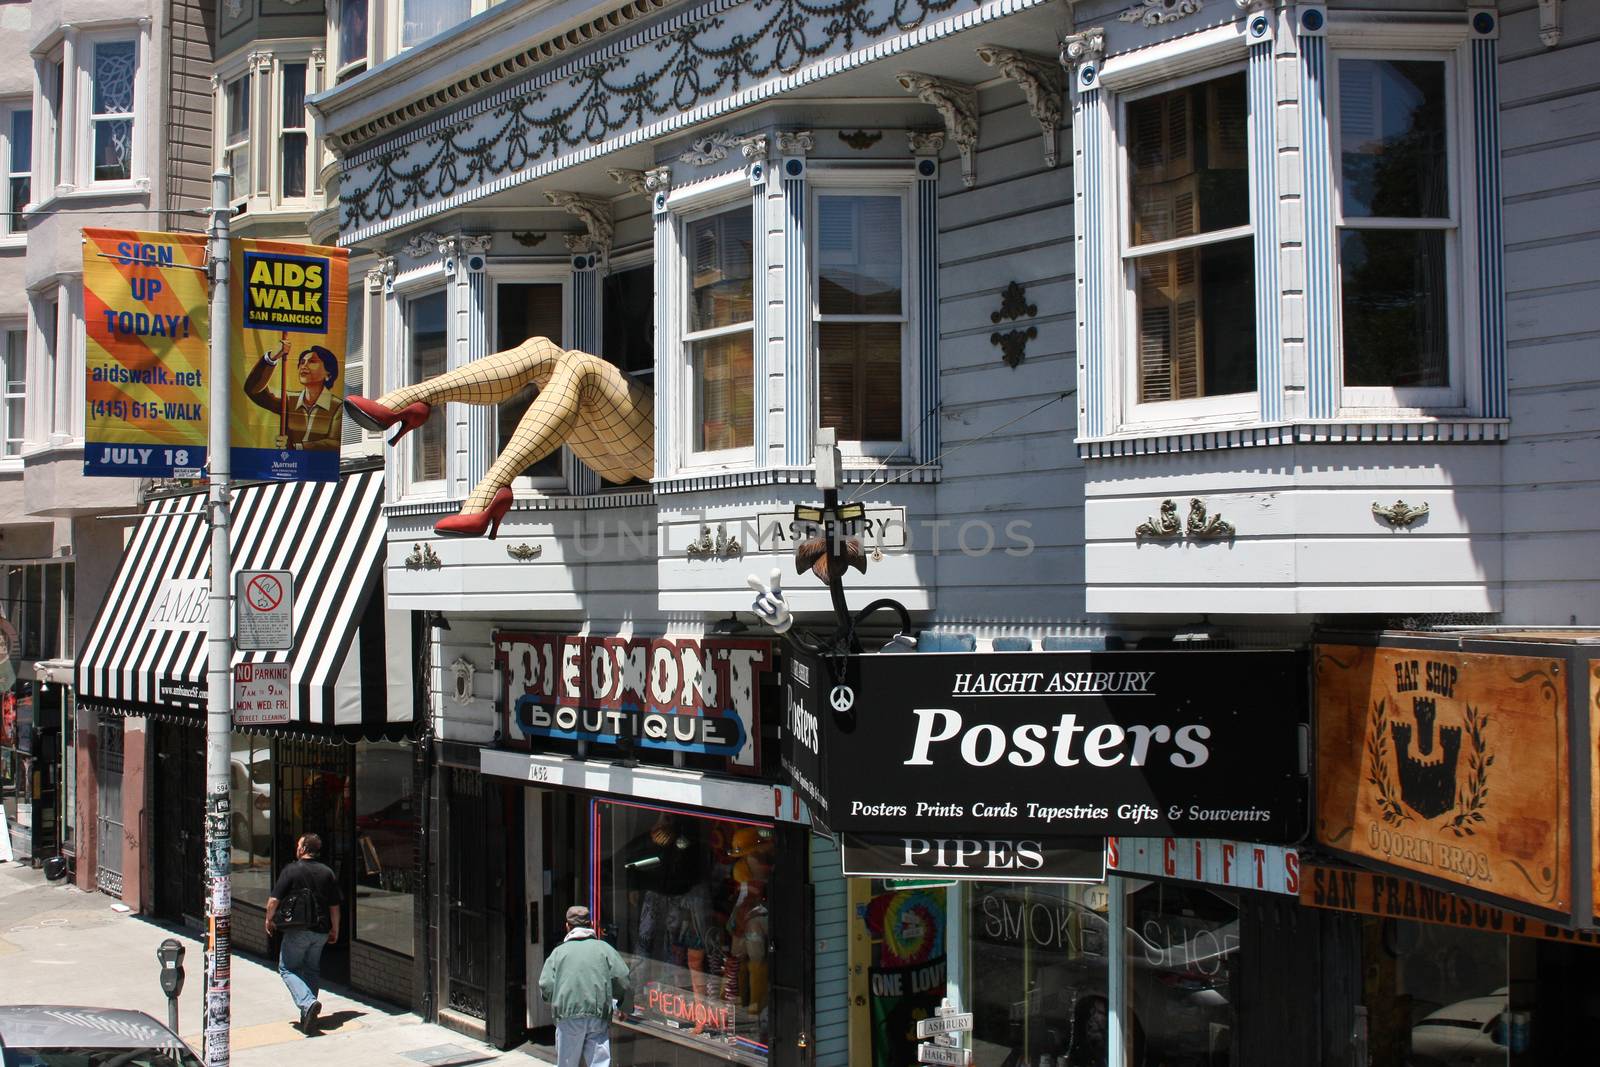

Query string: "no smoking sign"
[235, 569, 293, 651]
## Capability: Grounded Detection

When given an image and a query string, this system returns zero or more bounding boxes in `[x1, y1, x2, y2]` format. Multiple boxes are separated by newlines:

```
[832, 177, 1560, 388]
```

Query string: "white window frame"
[221, 72, 251, 206]
[78, 31, 143, 191]
[599, 248, 656, 390]
[389, 0, 495, 57]
[1114, 61, 1260, 430]
[1329, 45, 1468, 414]
[0, 101, 30, 241]
[37, 53, 65, 195]
[394, 274, 450, 500]
[1, 321, 25, 464]
[276, 59, 313, 205]
[213, 45, 322, 215]
[486, 264, 570, 493]
[808, 175, 917, 460]
[331, 0, 374, 83]
[672, 183, 761, 472]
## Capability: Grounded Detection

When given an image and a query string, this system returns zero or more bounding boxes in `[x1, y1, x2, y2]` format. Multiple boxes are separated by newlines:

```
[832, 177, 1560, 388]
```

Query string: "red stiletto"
[434, 487, 515, 540]
[344, 396, 432, 445]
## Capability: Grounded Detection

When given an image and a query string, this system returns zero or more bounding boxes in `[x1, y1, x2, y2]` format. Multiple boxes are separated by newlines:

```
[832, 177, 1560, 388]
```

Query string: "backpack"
[276, 884, 324, 930]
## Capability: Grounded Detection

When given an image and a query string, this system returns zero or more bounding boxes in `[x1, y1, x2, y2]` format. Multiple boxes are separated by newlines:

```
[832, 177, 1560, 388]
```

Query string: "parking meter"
[156, 939, 186, 1032]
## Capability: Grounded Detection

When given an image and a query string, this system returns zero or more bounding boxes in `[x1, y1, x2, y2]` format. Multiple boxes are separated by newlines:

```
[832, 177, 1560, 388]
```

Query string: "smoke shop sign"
[782, 648, 1308, 841]
[497, 633, 772, 767]
[1315, 641, 1577, 921]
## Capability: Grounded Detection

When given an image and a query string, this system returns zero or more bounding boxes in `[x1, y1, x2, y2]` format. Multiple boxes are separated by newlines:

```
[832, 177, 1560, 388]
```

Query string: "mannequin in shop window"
[726, 827, 774, 1023]
[622, 814, 715, 1008]
[344, 337, 653, 539]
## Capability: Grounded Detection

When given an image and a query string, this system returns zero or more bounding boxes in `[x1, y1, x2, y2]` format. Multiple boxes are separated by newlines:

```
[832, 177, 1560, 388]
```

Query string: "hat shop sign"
[783, 649, 1309, 843]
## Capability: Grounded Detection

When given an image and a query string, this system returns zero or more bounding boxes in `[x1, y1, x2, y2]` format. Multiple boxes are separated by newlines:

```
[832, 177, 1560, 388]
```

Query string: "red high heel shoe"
[434, 487, 515, 540]
[344, 396, 432, 445]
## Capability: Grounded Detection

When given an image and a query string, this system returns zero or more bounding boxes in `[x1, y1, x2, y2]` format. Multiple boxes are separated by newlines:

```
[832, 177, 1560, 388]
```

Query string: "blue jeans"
[555, 1016, 612, 1067]
[278, 929, 327, 1011]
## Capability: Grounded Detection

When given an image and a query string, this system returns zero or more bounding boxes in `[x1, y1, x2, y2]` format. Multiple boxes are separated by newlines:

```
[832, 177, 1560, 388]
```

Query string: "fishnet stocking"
[377, 336, 654, 514]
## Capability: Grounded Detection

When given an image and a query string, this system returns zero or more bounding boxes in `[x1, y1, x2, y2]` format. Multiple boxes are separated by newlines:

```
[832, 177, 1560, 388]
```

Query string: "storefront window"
[276, 740, 354, 936]
[594, 799, 777, 1063]
[961, 881, 1107, 1067]
[1127, 881, 1239, 1067]
[230, 735, 273, 907]
[1361, 918, 1508, 1067]
[864, 882, 948, 1067]
[355, 741, 417, 956]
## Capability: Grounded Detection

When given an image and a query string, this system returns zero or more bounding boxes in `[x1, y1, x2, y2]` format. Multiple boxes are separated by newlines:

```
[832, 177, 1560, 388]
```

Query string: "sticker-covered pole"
[202, 169, 235, 1067]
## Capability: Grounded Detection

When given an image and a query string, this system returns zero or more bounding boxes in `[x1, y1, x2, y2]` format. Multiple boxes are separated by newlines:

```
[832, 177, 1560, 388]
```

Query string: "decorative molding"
[1077, 419, 1512, 459]
[1118, 0, 1203, 25]
[1538, 0, 1561, 47]
[838, 129, 883, 150]
[678, 129, 742, 165]
[404, 543, 442, 569]
[449, 657, 477, 703]
[906, 130, 946, 156]
[1059, 27, 1106, 92]
[739, 134, 770, 185]
[249, 49, 275, 74]
[365, 263, 389, 292]
[510, 231, 548, 247]
[607, 168, 649, 194]
[545, 192, 614, 256]
[975, 45, 1064, 168]
[336, 0, 1045, 241]
[383, 489, 655, 517]
[777, 130, 817, 155]
[989, 281, 1039, 369]
[652, 464, 942, 496]
[506, 542, 544, 560]
[401, 230, 447, 258]
[454, 234, 493, 255]
[1372, 500, 1430, 528]
[1186, 498, 1234, 540]
[686, 524, 743, 560]
[896, 72, 979, 187]
[310, 47, 326, 69]
[1134, 500, 1181, 540]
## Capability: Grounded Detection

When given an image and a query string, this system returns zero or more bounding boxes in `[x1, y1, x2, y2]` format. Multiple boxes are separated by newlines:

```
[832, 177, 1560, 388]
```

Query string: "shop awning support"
[202, 169, 235, 1067]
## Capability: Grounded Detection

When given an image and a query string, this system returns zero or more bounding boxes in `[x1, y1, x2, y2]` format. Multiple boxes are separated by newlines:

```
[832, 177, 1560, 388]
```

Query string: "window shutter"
[1208, 80, 1248, 169]
[1339, 62, 1379, 148]
[1137, 250, 1203, 403]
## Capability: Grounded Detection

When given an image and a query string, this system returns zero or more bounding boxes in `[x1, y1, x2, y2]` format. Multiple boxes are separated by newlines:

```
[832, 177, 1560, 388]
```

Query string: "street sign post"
[916, 999, 973, 1065]
[235, 570, 292, 651]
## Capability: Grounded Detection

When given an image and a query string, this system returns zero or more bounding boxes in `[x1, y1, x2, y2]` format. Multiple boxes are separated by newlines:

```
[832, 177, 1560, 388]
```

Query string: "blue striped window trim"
[1471, 35, 1506, 419]
[1249, 40, 1283, 423]
[1299, 34, 1339, 420]
[567, 263, 601, 496]
[1077, 86, 1106, 438]
[783, 172, 808, 465]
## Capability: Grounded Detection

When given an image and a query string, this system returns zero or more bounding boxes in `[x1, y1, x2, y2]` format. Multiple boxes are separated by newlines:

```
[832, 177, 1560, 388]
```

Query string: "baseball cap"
[565, 905, 592, 925]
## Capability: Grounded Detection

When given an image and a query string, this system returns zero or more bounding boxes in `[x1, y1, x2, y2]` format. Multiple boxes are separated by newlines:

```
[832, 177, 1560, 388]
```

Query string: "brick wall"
[351, 940, 416, 1009]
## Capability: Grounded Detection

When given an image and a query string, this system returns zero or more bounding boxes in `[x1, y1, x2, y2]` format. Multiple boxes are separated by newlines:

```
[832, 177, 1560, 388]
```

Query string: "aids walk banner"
[83, 229, 210, 478]
[1315, 638, 1583, 923]
[229, 239, 349, 481]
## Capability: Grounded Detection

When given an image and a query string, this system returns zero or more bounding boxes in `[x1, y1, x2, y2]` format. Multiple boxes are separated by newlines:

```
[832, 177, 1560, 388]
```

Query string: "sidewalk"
[0, 861, 525, 1067]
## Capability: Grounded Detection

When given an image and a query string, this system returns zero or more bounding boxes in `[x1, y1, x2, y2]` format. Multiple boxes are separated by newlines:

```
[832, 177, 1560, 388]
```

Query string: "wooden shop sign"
[1301, 864, 1600, 948]
[1315, 641, 1573, 921]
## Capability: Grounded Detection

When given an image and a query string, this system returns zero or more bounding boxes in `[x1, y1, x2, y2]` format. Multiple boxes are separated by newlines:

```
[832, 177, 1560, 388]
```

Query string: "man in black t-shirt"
[265, 833, 342, 1032]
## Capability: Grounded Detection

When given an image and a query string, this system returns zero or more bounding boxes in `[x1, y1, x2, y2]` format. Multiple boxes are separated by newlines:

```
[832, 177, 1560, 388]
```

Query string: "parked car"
[1409, 989, 1509, 1067]
[0, 1005, 202, 1067]
[229, 749, 272, 856]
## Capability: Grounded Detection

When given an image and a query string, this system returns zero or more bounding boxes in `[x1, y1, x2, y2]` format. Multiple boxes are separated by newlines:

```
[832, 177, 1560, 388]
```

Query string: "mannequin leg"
[457, 358, 582, 514]
[377, 336, 563, 410]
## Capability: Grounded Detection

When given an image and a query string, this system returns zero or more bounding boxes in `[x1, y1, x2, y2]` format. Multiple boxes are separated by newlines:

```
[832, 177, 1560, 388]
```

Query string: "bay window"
[223, 75, 250, 195]
[813, 190, 906, 448]
[31, 29, 144, 196]
[2, 327, 23, 458]
[281, 63, 309, 200]
[400, 0, 471, 50]
[404, 289, 448, 489]
[214, 49, 320, 213]
[684, 203, 755, 458]
[1334, 55, 1458, 407]
[2, 105, 29, 235]
[337, 0, 370, 80]
[1122, 70, 1256, 413]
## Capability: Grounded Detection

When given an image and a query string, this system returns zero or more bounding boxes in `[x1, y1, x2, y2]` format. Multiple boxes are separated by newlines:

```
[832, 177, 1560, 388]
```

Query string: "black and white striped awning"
[76, 468, 398, 733]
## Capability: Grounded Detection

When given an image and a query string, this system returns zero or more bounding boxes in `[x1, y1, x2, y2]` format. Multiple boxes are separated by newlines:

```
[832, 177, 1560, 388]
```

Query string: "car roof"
[0, 1006, 185, 1050]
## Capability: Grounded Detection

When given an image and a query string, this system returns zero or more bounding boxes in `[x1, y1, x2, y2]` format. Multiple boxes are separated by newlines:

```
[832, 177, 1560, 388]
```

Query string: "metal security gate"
[443, 766, 489, 1022]
[96, 718, 124, 897]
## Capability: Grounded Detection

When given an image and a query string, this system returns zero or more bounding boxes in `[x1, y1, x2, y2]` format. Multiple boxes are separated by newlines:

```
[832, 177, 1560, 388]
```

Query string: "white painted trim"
[479, 747, 811, 824]
[1098, 21, 1250, 93]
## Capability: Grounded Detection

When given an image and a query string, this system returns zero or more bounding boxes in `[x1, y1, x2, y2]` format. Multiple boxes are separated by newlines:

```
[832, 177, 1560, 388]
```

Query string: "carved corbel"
[907, 130, 946, 156]
[248, 50, 275, 75]
[1060, 28, 1106, 92]
[309, 47, 326, 71]
[896, 72, 980, 188]
[1538, 0, 1560, 47]
[457, 234, 493, 255]
[777, 130, 817, 156]
[975, 45, 1065, 168]
[545, 191, 614, 258]
[738, 134, 769, 185]
[608, 168, 649, 195]
[645, 165, 672, 214]
[365, 259, 392, 293]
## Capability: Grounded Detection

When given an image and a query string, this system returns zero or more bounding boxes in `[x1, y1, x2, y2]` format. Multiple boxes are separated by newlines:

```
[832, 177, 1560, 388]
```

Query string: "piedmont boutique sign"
[782, 648, 1309, 841]
[497, 632, 774, 769]
[1316, 635, 1597, 925]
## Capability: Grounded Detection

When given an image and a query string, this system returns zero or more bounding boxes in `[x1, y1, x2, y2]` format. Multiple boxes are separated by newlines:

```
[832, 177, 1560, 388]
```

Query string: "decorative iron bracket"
[990, 281, 1039, 368]
[546, 191, 615, 258]
[975, 45, 1064, 168]
[896, 72, 980, 188]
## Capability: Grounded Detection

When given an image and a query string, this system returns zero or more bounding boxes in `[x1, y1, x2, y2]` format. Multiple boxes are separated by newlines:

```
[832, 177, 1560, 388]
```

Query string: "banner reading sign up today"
[83, 229, 210, 478]
[229, 239, 349, 481]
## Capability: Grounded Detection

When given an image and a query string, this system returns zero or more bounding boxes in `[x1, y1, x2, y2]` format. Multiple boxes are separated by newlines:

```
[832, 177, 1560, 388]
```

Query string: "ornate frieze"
[337, 0, 1040, 241]
[896, 72, 979, 188]
[1117, 0, 1203, 26]
[974, 45, 1064, 168]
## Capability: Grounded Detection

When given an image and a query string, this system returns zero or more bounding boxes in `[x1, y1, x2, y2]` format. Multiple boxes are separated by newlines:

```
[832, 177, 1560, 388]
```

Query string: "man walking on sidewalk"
[539, 905, 632, 1066]
[265, 833, 341, 1033]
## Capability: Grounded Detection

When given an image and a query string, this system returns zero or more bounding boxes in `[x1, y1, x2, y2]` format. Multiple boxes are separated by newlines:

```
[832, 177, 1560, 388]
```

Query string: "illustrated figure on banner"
[346, 337, 653, 538]
[245, 334, 342, 451]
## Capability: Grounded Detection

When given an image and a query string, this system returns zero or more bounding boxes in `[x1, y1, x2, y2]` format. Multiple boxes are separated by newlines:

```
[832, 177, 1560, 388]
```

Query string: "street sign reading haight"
[783, 648, 1309, 841]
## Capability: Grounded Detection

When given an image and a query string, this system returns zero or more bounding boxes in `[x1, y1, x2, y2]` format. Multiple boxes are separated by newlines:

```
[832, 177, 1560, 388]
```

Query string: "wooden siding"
[165, 0, 216, 232]
[1496, 0, 1600, 625]
[811, 834, 849, 1067]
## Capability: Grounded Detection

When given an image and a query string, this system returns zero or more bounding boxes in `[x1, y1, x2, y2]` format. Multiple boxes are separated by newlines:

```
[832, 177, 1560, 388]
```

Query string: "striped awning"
[76, 468, 395, 732]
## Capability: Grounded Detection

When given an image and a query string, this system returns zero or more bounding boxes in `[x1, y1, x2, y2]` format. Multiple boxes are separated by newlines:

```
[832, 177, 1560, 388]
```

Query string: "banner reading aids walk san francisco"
[83, 229, 210, 478]
[229, 239, 349, 481]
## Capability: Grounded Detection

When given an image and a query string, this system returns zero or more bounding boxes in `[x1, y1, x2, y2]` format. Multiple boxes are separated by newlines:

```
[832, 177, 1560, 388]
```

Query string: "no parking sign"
[235, 569, 293, 650]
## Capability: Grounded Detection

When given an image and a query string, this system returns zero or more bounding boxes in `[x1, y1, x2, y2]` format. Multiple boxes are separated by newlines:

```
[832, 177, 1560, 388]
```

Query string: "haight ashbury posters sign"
[496, 633, 774, 770]
[1316, 643, 1574, 921]
[783, 649, 1309, 842]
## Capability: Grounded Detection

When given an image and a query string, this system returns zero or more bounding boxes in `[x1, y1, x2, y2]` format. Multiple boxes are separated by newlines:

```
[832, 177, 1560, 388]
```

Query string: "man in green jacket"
[539, 905, 632, 1066]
